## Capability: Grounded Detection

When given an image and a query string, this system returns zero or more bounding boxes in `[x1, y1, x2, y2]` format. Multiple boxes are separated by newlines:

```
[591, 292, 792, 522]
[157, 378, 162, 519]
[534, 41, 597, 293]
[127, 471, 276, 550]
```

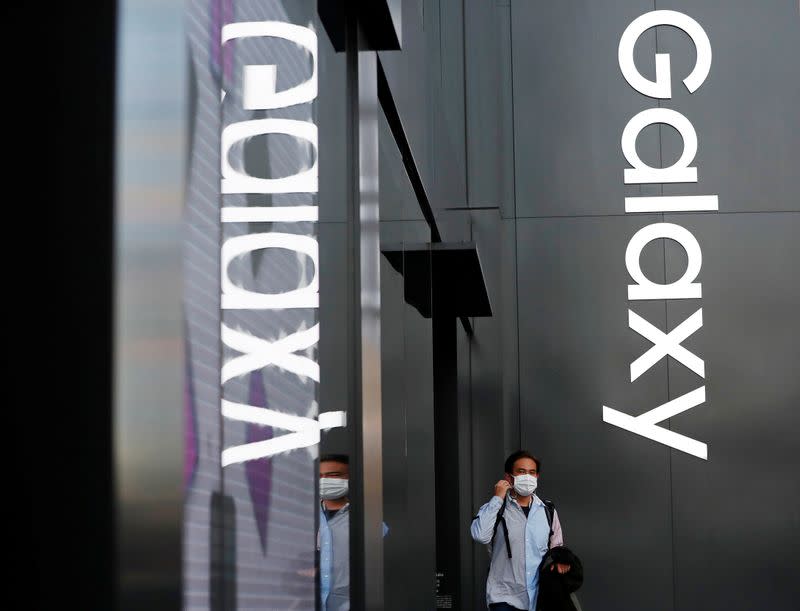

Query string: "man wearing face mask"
[317, 454, 389, 610]
[471, 450, 570, 611]
[318, 454, 351, 611]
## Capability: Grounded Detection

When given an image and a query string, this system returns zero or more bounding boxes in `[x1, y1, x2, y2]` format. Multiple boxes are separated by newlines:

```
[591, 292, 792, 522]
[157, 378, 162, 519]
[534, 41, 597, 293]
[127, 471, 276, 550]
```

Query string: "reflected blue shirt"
[319, 503, 350, 611]
[318, 503, 389, 611]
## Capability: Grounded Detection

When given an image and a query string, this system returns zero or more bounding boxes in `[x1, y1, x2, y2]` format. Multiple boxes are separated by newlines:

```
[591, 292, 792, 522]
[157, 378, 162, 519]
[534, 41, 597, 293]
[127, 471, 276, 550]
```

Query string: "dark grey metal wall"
[326, 1, 800, 610]
[509, 2, 800, 610]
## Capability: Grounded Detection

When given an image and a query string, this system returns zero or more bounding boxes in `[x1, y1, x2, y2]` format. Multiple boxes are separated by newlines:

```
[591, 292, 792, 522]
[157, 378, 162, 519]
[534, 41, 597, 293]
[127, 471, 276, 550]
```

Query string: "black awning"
[381, 242, 492, 319]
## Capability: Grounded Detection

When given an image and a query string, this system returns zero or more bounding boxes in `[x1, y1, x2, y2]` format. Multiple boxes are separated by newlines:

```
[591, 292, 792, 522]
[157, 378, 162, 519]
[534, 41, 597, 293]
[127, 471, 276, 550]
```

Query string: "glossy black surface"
[382, 243, 492, 318]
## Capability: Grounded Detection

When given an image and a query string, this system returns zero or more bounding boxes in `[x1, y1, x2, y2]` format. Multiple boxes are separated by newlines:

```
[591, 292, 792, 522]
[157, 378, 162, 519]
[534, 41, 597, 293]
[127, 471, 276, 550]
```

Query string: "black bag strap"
[542, 499, 556, 549]
[491, 494, 513, 559]
[478, 496, 557, 562]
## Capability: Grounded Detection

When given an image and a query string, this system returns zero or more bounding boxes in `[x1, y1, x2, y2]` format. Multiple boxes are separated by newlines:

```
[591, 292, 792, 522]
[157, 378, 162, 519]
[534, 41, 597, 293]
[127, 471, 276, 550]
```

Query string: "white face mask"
[513, 474, 537, 497]
[320, 477, 349, 500]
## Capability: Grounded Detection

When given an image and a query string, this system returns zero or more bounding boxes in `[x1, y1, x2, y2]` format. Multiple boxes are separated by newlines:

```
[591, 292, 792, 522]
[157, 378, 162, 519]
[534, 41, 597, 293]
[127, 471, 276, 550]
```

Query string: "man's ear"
[504, 474, 513, 484]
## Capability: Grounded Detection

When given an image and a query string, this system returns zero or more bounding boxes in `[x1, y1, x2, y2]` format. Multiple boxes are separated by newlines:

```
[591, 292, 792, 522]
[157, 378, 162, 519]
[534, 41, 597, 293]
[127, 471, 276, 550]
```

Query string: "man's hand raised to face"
[494, 480, 511, 499]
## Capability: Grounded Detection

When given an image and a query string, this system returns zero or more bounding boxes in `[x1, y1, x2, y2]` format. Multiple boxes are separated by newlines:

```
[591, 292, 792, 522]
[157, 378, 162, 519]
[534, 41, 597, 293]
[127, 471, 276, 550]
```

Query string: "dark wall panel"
[664, 212, 800, 611]
[467, 212, 507, 506]
[499, 217, 522, 456]
[318, 16, 349, 222]
[511, 0, 662, 218]
[466, 210, 522, 610]
[379, 64, 437, 602]
[468, 209, 519, 478]
[379, 218, 436, 611]
[464, 0, 516, 217]
[400, 234, 437, 611]
[516, 216, 674, 611]
[456, 320, 482, 611]
[465, 215, 505, 605]
[656, 0, 800, 213]
[427, 0, 468, 214]
[379, 223, 410, 611]
[319, 222, 351, 454]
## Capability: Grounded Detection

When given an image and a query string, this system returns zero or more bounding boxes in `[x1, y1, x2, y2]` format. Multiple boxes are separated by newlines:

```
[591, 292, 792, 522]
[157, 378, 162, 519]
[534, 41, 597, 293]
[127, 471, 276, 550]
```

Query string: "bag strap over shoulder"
[493, 495, 512, 559]
[542, 499, 556, 548]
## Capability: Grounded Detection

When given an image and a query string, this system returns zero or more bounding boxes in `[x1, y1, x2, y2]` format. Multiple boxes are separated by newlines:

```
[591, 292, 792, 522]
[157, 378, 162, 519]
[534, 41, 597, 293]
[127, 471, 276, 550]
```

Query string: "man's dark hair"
[504, 450, 541, 475]
[319, 454, 349, 465]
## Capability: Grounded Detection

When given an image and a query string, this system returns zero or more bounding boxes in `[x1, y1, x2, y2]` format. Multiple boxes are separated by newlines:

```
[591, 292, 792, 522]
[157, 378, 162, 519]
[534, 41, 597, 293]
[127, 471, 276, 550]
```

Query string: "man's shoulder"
[535, 495, 557, 508]
[478, 495, 505, 510]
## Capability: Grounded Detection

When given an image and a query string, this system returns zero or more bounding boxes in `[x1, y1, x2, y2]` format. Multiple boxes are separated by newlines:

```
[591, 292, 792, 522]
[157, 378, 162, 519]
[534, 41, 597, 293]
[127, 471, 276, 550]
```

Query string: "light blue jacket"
[470, 494, 563, 610]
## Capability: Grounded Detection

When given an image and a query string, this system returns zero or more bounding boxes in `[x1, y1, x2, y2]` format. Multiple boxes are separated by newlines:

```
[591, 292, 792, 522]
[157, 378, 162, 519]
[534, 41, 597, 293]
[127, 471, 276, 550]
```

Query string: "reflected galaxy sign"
[184, 1, 341, 609]
[219, 18, 344, 468]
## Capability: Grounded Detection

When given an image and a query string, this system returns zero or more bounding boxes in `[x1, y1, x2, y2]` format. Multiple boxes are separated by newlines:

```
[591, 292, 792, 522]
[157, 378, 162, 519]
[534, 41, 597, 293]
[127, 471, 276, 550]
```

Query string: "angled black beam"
[377, 61, 485, 333]
[377, 58, 442, 243]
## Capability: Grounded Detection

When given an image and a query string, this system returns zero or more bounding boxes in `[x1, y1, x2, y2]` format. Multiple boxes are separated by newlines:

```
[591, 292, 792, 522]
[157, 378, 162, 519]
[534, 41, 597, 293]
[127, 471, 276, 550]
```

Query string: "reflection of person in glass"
[318, 454, 351, 611]
[470, 450, 571, 611]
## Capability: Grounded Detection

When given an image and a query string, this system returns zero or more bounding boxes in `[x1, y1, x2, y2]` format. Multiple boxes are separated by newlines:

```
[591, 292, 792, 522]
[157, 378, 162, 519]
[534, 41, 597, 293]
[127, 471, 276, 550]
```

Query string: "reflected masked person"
[470, 450, 571, 611]
[318, 454, 351, 611]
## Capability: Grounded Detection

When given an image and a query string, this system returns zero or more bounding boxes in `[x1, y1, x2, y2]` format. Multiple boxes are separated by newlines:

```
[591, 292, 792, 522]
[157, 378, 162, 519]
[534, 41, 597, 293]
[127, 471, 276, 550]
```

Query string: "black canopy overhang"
[380, 242, 493, 319]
